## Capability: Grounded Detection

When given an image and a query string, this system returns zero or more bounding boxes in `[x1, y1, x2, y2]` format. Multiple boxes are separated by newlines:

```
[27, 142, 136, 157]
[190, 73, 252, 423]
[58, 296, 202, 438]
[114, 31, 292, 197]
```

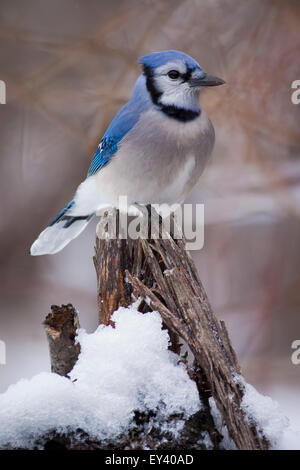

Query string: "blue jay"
[31, 50, 224, 255]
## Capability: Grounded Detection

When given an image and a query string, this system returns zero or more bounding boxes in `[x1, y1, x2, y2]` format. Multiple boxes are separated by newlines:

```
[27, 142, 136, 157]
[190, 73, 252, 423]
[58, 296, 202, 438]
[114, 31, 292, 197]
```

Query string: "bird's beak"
[189, 74, 225, 87]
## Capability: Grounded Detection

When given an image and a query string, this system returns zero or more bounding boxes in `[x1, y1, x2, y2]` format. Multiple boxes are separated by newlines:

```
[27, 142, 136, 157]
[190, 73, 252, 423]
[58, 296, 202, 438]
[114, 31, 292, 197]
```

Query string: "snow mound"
[210, 377, 292, 450]
[241, 381, 289, 449]
[0, 306, 200, 449]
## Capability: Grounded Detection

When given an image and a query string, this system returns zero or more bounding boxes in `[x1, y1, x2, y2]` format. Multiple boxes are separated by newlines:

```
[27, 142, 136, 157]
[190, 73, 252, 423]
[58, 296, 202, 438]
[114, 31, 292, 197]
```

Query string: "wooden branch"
[44, 304, 80, 377]
[94, 207, 270, 450]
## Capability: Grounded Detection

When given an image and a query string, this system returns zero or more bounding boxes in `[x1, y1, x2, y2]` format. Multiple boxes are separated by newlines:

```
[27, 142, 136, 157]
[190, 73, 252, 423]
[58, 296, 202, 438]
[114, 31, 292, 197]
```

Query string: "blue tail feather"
[30, 200, 95, 256]
[49, 200, 75, 226]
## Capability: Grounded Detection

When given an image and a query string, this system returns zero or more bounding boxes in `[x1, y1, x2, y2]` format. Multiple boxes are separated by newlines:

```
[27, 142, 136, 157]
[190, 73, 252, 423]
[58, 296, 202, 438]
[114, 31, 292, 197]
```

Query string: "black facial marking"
[142, 65, 200, 122]
[159, 105, 200, 122]
[143, 65, 162, 105]
[181, 68, 192, 82]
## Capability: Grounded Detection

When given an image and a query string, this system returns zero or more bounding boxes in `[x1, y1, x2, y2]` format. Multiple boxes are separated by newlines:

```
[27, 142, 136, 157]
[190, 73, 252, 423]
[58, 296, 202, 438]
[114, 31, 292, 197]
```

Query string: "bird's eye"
[167, 70, 180, 80]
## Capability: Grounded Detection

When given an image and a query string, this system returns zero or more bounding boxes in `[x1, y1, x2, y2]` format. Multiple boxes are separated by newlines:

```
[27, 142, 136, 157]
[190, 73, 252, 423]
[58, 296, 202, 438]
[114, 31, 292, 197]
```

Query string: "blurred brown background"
[0, 0, 299, 423]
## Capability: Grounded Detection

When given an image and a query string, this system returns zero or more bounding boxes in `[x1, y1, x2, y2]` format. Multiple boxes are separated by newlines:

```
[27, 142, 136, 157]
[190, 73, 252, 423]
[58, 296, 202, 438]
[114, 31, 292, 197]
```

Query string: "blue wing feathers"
[87, 75, 151, 178]
[87, 136, 118, 177]
[30, 76, 152, 256]
[86, 106, 138, 177]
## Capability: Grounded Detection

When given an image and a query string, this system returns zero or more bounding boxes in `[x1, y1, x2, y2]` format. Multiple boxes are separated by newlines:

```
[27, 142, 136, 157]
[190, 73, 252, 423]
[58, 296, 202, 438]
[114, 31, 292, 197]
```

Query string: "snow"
[209, 377, 299, 450]
[0, 305, 200, 449]
[240, 381, 300, 450]
[267, 387, 300, 450]
[241, 381, 289, 448]
[0, 303, 298, 450]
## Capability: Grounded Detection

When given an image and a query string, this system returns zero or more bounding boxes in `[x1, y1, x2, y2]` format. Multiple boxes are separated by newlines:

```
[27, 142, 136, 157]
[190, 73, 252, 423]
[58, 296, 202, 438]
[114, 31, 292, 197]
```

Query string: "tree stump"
[93, 207, 270, 450]
[42, 207, 270, 450]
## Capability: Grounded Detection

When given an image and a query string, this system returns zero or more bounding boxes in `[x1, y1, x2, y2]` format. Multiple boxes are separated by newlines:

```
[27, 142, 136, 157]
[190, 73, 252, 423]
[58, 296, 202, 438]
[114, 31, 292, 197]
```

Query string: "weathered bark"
[44, 304, 80, 377]
[94, 210, 133, 325]
[94, 207, 270, 450]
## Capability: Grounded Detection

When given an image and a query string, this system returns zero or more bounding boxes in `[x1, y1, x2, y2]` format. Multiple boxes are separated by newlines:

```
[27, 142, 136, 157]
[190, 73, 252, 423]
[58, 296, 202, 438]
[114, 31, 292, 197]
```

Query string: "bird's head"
[139, 50, 225, 113]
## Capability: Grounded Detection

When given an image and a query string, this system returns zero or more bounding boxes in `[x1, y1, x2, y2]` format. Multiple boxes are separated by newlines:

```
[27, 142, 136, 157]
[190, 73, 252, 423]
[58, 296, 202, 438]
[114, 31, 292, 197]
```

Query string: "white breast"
[158, 153, 196, 204]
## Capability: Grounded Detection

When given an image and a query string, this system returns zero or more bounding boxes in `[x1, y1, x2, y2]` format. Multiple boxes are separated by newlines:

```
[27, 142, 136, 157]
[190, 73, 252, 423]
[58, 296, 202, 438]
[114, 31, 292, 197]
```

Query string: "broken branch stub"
[44, 304, 80, 377]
